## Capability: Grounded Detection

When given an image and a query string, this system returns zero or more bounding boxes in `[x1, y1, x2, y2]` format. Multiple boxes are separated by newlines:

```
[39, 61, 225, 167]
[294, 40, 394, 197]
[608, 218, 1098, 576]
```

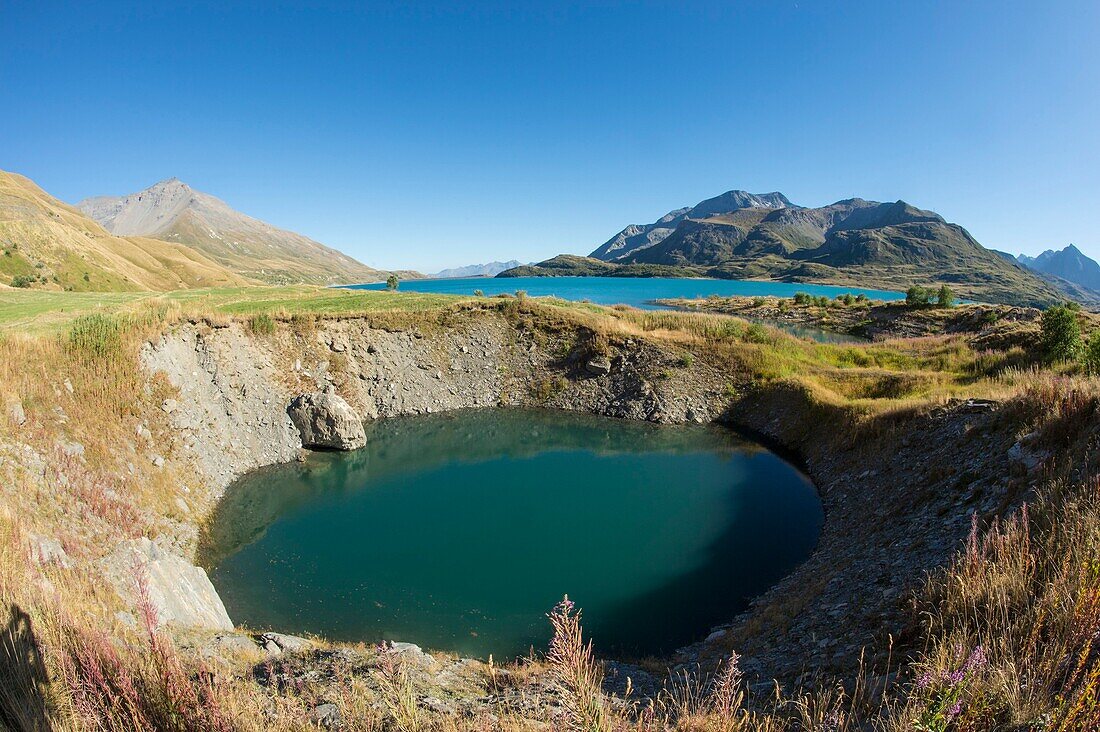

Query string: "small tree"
[386, 274, 399, 291]
[1040, 305, 1082, 363]
[906, 285, 932, 307]
[1084, 331, 1100, 375]
[936, 284, 956, 308]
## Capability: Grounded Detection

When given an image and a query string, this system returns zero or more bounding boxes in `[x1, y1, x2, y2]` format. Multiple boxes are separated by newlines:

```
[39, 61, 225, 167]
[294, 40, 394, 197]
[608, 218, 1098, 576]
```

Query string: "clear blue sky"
[2, 1, 1098, 272]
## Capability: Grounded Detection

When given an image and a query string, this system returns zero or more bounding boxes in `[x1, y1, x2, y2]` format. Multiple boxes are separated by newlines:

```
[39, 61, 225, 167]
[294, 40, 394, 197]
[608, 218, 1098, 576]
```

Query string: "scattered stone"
[161, 398, 178, 414]
[704, 629, 726, 643]
[288, 386, 367, 450]
[585, 356, 612, 376]
[5, 398, 26, 426]
[258, 632, 313, 654]
[100, 537, 233, 631]
[60, 440, 84, 458]
[152, 454, 165, 468]
[28, 533, 71, 569]
[309, 703, 342, 729]
[63, 379, 74, 394]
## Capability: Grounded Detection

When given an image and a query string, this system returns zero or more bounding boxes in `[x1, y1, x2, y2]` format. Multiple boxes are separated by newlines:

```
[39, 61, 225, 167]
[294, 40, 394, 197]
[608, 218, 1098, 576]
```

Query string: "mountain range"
[502, 190, 1079, 308]
[1007, 245, 1100, 293]
[431, 261, 526, 279]
[77, 178, 414, 286]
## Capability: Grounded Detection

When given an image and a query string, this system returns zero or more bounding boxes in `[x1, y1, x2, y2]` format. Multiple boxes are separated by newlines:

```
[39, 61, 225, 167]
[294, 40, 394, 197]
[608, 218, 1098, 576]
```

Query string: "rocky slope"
[79, 178, 414, 286]
[0, 300, 1051, 725]
[0, 170, 250, 291]
[505, 192, 1065, 308]
[1015, 244, 1100, 294]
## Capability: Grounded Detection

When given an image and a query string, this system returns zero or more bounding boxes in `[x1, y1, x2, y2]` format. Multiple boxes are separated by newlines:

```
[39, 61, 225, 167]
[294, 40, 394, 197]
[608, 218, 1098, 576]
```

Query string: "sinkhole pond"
[201, 409, 822, 660]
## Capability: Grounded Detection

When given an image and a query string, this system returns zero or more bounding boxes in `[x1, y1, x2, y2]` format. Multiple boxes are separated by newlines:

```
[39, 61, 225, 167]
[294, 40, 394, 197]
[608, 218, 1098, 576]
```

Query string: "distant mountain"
[0, 170, 249, 292]
[78, 179, 415, 285]
[432, 260, 526, 279]
[591, 190, 791, 261]
[501, 190, 1066, 308]
[1013, 245, 1100, 293]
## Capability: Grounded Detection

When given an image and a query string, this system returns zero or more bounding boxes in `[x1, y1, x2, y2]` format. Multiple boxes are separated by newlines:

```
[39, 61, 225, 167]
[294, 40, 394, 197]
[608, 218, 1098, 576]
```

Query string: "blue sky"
[2, 1, 1098, 272]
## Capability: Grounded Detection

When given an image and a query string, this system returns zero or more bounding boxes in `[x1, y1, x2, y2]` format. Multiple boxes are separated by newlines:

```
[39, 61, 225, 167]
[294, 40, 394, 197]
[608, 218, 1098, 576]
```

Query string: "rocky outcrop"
[101, 538, 233, 631]
[288, 385, 367, 450]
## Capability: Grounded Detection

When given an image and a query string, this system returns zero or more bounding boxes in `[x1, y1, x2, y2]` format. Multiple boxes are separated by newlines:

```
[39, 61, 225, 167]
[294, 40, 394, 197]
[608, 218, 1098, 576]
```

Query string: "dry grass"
[2, 294, 1100, 730]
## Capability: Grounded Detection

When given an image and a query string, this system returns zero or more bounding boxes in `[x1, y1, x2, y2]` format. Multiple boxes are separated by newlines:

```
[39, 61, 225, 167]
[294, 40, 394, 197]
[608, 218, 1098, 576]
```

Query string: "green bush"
[679, 352, 694, 368]
[743, 323, 771, 344]
[1084, 331, 1100, 375]
[793, 292, 812, 305]
[936, 284, 956, 308]
[386, 274, 399, 290]
[906, 285, 933, 306]
[10, 274, 35, 288]
[1040, 305, 1082, 363]
[66, 314, 124, 362]
[752, 297, 766, 307]
[248, 312, 276, 335]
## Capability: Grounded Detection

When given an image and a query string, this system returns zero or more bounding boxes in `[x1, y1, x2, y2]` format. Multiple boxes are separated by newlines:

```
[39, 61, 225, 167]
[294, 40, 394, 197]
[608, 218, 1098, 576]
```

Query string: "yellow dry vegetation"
[0, 171, 252, 292]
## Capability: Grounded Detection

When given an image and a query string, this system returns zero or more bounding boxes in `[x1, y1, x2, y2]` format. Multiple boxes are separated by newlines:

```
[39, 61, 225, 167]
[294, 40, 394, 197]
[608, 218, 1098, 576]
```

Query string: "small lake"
[203, 409, 822, 660]
[345, 275, 904, 311]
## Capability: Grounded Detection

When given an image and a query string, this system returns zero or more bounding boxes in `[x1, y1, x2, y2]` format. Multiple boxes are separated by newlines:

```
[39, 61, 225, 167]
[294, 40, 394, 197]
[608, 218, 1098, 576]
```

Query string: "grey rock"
[259, 632, 313, 654]
[585, 356, 612, 376]
[161, 398, 178, 413]
[28, 533, 71, 569]
[287, 386, 366, 450]
[101, 538, 233, 631]
[60, 440, 84, 458]
[309, 703, 342, 728]
[5, 398, 26, 426]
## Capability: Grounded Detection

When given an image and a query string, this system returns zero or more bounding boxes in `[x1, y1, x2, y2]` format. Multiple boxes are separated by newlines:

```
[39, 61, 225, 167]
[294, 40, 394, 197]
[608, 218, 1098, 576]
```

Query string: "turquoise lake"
[204, 409, 822, 659]
[345, 275, 904, 310]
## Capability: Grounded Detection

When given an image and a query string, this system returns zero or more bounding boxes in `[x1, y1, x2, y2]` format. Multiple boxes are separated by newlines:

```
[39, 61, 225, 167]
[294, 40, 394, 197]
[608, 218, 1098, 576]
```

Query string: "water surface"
[204, 409, 821, 659]
[346, 275, 903, 310]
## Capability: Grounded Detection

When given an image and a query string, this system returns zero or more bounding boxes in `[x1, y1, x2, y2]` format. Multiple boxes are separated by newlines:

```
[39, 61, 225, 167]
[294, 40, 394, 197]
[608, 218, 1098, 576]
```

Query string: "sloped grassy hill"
[0, 171, 250, 292]
[79, 178, 415, 286]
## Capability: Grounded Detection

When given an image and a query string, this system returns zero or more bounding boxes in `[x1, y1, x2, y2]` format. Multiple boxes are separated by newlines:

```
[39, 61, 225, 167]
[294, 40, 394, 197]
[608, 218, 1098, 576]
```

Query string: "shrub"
[743, 323, 770, 344]
[1084, 331, 1100, 375]
[937, 284, 956, 308]
[815, 295, 830, 307]
[473, 289, 484, 297]
[10, 275, 35, 288]
[793, 292, 812, 305]
[679, 352, 694, 368]
[248, 312, 276, 335]
[1040, 305, 1082, 362]
[65, 314, 124, 362]
[752, 297, 767, 307]
[386, 274, 399, 290]
[907, 285, 933, 306]
[839, 293, 855, 306]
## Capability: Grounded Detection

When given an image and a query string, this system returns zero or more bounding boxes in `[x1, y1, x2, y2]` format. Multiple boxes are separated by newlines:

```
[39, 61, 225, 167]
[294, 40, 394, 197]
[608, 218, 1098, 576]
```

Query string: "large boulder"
[101, 538, 233, 631]
[288, 385, 367, 450]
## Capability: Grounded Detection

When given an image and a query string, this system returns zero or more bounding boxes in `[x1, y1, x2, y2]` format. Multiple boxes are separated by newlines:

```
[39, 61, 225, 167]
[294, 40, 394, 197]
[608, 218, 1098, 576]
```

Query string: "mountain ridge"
[78, 179, 415, 286]
[500, 189, 1072, 308]
[0, 170, 251, 292]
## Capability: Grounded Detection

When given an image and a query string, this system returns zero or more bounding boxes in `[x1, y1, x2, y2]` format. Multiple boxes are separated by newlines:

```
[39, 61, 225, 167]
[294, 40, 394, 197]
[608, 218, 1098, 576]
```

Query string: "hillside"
[0, 170, 250, 292]
[503, 192, 1067, 308]
[79, 178, 413, 286]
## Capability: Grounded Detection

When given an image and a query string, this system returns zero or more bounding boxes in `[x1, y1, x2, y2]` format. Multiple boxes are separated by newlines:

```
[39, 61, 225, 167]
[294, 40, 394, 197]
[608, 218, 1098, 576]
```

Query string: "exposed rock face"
[101, 538, 233, 631]
[585, 355, 612, 376]
[288, 386, 367, 450]
[5, 398, 26, 427]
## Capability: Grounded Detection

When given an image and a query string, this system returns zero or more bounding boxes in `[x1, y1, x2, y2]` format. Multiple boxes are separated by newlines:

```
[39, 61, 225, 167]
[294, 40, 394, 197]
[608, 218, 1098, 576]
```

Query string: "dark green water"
[203, 409, 821, 659]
